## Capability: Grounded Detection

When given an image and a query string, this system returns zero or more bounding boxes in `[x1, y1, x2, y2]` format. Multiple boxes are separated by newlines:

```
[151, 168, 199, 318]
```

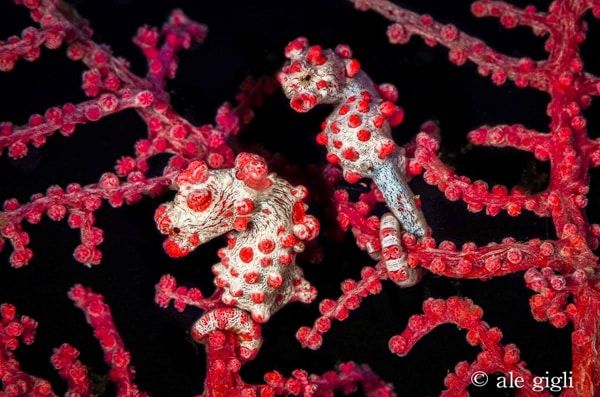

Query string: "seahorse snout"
[289, 93, 317, 112]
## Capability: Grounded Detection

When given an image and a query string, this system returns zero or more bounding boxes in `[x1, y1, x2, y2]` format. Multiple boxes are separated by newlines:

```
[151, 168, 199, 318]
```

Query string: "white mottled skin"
[211, 178, 316, 322]
[155, 154, 318, 323]
[278, 38, 427, 238]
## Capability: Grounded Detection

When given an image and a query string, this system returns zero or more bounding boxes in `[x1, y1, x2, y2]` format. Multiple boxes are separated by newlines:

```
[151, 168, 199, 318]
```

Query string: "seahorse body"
[278, 37, 427, 238]
[155, 153, 319, 323]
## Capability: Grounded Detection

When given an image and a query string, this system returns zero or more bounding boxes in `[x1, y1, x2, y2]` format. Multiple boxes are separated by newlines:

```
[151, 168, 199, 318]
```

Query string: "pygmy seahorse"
[278, 37, 428, 238]
[154, 152, 319, 323]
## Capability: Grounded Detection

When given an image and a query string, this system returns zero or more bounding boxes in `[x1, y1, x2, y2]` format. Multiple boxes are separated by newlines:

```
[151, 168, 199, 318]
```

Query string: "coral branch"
[154, 274, 224, 312]
[415, 132, 550, 217]
[264, 362, 395, 397]
[0, 89, 154, 159]
[1, 1, 205, 159]
[0, 12, 65, 71]
[350, 0, 570, 91]
[388, 297, 548, 396]
[50, 343, 93, 397]
[407, 237, 577, 279]
[0, 303, 56, 396]
[68, 284, 148, 397]
[133, 9, 208, 89]
[469, 0, 552, 33]
[0, 172, 173, 267]
[297, 263, 387, 350]
[468, 124, 550, 154]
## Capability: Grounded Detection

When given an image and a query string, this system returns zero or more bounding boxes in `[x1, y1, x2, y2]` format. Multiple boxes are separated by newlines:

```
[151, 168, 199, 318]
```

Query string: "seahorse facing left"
[155, 152, 319, 323]
[278, 37, 428, 239]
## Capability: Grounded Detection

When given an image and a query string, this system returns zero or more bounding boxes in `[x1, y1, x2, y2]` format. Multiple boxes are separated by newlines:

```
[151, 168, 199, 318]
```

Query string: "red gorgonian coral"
[1, 0, 600, 396]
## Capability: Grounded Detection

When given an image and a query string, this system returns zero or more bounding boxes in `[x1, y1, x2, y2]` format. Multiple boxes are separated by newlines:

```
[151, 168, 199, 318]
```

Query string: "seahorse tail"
[373, 157, 427, 238]
[191, 307, 262, 362]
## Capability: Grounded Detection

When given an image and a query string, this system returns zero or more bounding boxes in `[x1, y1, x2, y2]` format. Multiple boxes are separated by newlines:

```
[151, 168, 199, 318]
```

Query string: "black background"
[1, 0, 598, 396]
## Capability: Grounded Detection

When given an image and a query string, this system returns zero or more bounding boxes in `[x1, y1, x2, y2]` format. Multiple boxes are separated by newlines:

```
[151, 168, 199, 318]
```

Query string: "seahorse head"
[155, 154, 272, 258]
[278, 37, 360, 112]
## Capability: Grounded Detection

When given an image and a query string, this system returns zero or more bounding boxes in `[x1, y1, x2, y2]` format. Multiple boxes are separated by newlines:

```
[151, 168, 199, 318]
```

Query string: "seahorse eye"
[187, 189, 212, 212]
[303, 74, 312, 82]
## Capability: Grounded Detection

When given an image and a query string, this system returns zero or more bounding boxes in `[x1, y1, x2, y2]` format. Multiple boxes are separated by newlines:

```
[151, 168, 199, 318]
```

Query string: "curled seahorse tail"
[380, 213, 424, 287]
[191, 308, 262, 362]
